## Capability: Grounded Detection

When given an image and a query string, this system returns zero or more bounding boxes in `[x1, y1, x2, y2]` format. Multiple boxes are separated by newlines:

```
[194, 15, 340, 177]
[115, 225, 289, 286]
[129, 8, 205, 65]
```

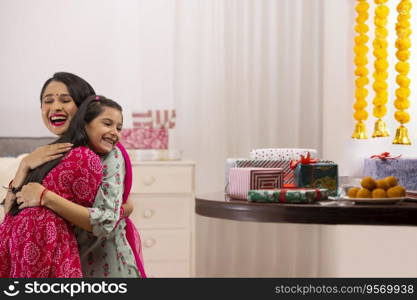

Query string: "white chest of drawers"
[129, 160, 196, 278]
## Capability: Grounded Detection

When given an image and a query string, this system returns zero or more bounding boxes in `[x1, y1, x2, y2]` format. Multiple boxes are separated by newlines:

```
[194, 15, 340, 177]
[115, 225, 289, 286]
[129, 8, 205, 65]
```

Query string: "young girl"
[0, 96, 125, 277]
[3, 73, 145, 278]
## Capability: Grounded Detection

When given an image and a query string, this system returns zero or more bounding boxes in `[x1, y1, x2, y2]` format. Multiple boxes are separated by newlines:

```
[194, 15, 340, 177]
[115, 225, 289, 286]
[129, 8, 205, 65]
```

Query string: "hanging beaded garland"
[393, 0, 412, 145]
[371, 0, 390, 137]
[352, 0, 370, 139]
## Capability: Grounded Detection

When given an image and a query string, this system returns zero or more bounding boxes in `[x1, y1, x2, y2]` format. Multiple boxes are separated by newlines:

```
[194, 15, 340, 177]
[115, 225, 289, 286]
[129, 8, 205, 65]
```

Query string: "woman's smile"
[49, 113, 68, 127]
[41, 81, 77, 136]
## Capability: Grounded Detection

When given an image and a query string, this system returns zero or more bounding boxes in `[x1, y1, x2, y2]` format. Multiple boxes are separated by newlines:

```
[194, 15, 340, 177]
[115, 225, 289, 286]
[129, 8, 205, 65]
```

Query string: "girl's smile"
[85, 106, 123, 155]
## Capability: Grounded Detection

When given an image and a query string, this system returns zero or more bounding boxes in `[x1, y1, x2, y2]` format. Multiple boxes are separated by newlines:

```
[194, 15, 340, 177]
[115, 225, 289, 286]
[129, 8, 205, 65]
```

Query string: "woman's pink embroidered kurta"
[0, 146, 102, 278]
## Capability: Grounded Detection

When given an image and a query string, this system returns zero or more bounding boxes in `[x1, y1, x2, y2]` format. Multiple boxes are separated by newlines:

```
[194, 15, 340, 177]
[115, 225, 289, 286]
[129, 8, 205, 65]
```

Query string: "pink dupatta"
[116, 143, 147, 278]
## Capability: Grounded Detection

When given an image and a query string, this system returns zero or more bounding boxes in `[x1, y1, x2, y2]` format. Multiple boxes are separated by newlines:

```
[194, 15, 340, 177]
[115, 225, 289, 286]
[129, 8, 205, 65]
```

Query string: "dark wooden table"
[195, 192, 417, 226]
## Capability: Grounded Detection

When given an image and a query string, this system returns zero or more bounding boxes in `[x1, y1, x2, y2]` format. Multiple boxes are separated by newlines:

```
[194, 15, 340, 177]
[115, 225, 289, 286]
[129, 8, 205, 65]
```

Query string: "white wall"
[322, 0, 417, 177]
[320, 0, 417, 277]
[0, 0, 174, 137]
[3, 0, 416, 173]
[2, 0, 417, 277]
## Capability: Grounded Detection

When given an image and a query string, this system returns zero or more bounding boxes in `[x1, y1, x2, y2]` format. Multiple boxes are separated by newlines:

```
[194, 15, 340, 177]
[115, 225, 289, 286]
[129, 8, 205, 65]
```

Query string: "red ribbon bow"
[370, 152, 401, 160]
[290, 152, 318, 170]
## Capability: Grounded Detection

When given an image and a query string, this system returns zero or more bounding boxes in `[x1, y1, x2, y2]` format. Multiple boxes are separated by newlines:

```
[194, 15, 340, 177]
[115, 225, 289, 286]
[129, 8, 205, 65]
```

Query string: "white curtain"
[171, 0, 325, 277]
[173, 0, 324, 194]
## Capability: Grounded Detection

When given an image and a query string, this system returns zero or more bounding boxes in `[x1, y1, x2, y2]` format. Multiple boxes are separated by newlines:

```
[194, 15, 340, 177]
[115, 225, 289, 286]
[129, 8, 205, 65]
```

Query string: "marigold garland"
[394, 0, 412, 125]
[371, 0, 390, 137]
[352, 0, 370, 139]
[393, 0, 412, 144]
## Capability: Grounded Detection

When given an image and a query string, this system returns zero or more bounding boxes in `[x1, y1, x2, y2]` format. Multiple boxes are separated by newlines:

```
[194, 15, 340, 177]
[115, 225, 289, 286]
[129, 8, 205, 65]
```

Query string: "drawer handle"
[142, 175, 156, 186]
[144, 238, 156, 248]
[143, 209, 155, 219]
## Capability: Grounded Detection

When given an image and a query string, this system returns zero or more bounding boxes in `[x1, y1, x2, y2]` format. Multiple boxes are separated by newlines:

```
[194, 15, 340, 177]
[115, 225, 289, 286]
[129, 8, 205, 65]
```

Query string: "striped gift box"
[237, 159, 294, 185]
[227, 168, 283, 200]
[132, 110, 176, 129]
[225, 159, 295, 186]
[225, 159, 335, 187]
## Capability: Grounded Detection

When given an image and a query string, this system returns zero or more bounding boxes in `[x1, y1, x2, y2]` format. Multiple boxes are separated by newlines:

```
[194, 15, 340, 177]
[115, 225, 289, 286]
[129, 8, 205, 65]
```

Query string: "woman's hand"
[21, 143, 73, 171]
[2, 192, 15, 215]
[15, 182, 45, 209]
[122, 200, 134, 218]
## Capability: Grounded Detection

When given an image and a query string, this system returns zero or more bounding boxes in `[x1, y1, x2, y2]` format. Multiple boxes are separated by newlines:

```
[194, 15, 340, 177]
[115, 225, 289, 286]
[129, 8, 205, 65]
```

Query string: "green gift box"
[248, 188, 329, 203]
[294, 163, 338, 196]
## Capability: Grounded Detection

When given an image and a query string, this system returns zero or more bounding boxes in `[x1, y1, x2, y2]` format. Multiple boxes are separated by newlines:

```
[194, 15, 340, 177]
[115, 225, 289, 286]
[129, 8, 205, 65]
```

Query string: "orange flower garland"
[371, 0, 390, 137]
[393, 0, 412, 145]
[352, 0, 370, 139]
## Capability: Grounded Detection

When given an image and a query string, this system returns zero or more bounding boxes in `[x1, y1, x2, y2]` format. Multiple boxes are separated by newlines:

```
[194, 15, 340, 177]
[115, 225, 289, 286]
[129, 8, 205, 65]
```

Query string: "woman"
[0, 96, 123, 277]
[3, 73, 145, 278]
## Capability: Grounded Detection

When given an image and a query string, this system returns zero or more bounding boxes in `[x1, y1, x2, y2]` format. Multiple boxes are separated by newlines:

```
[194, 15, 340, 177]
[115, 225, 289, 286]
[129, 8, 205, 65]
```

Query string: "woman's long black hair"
[10, 95, 122, 215]
[40, 72, 96, 107]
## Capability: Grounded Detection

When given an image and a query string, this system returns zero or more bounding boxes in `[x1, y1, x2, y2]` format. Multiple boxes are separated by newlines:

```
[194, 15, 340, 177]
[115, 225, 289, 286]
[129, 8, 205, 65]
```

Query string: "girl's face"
[85, 107, 123, 155]
[41, 81, 78, 136]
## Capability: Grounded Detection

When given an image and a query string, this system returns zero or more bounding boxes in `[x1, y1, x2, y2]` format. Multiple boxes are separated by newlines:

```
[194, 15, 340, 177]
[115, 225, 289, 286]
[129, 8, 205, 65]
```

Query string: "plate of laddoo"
[343, 176, 406, 204]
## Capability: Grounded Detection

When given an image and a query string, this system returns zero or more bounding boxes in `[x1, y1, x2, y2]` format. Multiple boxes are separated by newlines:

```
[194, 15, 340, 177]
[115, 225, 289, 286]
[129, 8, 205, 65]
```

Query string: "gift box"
[120, 128, 168, 149]
[363, 157, 417, 191]
[132, 110, 176, 129]
[294, 163, 338, 196]
[225, 158, 245, 186]
[250, 148, 318, 160]
[248, 188, 329, 203]
[228, 168, 283, 200]
[225, 158, 296, 187]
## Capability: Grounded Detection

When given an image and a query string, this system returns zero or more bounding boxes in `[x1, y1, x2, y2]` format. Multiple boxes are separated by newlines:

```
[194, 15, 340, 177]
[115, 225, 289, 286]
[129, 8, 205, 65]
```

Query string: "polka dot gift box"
[249, 148, 318, 161]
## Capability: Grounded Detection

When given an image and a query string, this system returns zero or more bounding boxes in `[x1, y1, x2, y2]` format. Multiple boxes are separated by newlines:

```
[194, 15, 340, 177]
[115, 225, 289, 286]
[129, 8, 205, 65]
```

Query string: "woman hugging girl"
[0, 94, 144, 278]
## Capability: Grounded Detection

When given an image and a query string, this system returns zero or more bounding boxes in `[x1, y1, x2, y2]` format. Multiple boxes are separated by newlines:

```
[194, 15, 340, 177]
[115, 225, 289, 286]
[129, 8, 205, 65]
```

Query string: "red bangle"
[39, 188, 48, 206]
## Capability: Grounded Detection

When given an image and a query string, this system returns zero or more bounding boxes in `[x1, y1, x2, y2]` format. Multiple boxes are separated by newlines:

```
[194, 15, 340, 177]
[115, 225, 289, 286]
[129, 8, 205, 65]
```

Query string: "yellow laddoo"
[361, 176, 377, 190]
[386, 186, 405, 198]
[384, 176, 398, 187]
[395, 185, 406, 197]
[357, 188, 372, 198]
[392, 185, 406, 197]
[347, 187, 360, 198]
[372, 188, 386, 198]
[375, 179, 389, 190]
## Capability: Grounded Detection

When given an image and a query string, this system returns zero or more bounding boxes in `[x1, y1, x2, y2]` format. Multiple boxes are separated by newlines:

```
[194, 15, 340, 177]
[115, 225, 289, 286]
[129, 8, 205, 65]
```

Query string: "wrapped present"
[294, 163, 338, 196]
[248, 188, 329, 203]
[225, 158, 296, 187]
[225, 158, 246, 186]
[363, 156, 417, 191]
[250, 148, 318, 160]
[132, 110, 176, 129]
[120, 128, 168, 149]
[228, 168, 283, 200]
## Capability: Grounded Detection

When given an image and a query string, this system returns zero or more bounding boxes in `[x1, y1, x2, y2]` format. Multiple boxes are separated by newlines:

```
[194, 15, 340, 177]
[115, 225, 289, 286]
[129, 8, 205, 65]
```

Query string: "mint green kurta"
[74, 147, 140, 278]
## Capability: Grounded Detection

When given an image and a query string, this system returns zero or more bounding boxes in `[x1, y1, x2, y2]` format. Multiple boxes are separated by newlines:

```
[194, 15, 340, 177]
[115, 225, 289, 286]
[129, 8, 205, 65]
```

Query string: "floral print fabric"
[0, 146, 102, 278]
[75, 147, 140, 277]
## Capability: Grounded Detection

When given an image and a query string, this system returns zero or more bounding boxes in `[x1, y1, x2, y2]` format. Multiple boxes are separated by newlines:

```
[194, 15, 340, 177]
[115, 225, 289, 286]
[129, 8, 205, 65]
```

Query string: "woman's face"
[85, 107, 123, 155]
[41, 81, 78, 136]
